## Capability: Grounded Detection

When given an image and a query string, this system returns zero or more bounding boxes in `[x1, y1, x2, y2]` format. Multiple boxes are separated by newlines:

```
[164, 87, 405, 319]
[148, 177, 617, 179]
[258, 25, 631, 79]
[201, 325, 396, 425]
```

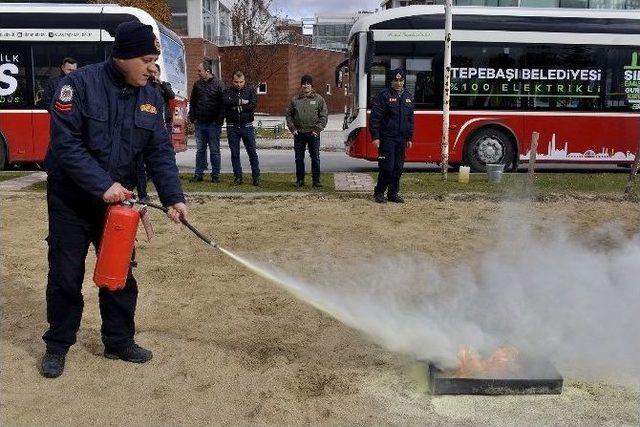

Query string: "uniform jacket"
[285, 91, 328, 134]
[45, 59, 185, 207]
[223, 86, 257, 126]
[188, 77, 225, 125]
[369, 87, 414, 141]
[151, 79, 175, 123]
[42, 73, 65, 112]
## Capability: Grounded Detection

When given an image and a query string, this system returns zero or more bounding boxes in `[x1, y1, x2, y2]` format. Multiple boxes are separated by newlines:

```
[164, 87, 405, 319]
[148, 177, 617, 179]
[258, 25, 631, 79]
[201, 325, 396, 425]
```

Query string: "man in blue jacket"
[41, 57, 77, 112]
[369, 68, 414, 203]
[41, 21, 188, 378]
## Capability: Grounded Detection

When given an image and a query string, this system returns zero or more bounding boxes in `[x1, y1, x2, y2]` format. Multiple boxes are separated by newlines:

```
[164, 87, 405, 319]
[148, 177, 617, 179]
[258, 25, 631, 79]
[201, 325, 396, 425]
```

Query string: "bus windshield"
[159, 30, 187, 99]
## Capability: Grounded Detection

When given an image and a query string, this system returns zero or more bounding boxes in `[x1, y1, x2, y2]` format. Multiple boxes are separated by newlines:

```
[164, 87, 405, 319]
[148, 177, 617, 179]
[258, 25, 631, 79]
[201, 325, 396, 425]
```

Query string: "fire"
[454, 346, 519, 378]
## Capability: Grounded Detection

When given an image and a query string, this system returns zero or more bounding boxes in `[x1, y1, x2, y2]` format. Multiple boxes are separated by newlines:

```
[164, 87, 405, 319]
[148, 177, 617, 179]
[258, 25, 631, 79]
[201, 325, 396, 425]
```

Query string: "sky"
[272, 0, 381, 19]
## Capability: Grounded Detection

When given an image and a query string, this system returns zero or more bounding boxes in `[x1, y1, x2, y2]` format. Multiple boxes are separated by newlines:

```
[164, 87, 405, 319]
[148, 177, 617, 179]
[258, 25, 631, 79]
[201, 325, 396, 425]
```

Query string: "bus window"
[32, 43, 106, 108]
[369, 56, 437, 108]
[605, 47, 638, 111]
[159, 31, 187, 98]
[0, 44, 30, 109]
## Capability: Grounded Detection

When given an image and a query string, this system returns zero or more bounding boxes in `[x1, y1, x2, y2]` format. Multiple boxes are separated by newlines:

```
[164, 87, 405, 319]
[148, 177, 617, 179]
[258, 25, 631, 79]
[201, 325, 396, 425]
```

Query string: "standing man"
[41, 21, 187, 378]
[188, 60, 225, 183]
[223, 71, 260, 186]
[285, 75, 328, 187]
[42, 57, 77, 111]
[370, 68, 414, 203]
[137, 64, 176, 202]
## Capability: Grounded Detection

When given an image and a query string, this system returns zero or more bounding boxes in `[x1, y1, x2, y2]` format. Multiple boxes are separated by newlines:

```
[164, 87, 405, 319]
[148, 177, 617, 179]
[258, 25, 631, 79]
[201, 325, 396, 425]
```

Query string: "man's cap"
[301, 74, 313, 85]
[389, 68, 406, 81]
[111, 21, 161, 59]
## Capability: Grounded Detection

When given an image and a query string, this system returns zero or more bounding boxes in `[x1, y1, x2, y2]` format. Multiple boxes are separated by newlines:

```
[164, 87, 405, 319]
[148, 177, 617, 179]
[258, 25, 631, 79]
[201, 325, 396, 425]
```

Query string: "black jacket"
[42, 73, 65, 112]
[188, 77, 224, 125]
[151, 79, 175, 123]
[45, 59, 184, 206]
[223, 86, 257, 126]
[369, 87, 414, 141]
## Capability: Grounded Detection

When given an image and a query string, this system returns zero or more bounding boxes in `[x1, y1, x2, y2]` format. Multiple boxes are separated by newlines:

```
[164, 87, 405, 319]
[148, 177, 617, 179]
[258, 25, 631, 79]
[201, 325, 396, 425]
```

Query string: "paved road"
[176, 146, 627, 174]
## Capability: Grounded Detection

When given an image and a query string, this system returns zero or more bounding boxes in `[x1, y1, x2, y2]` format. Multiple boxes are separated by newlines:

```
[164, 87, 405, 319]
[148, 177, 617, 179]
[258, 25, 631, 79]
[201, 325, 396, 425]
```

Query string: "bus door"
[0, 44, 33, 163]
[368, 40, 443, 161]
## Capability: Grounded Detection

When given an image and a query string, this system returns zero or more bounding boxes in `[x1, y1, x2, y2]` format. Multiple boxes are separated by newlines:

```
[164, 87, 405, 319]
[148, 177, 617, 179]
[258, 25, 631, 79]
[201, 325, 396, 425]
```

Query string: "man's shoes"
[295, 181, 305, 187]
[252, 178, 261, 186]
[233, 177, 243, 185]
[312, 182, 323, 188]
[211, 175, 220, 183]
[104, 343, 153, 363]
[189, 176, 203, 183]
[374, 194, 387, 203]
[41, 352, 65, 378]
[387, 195, 405, 203]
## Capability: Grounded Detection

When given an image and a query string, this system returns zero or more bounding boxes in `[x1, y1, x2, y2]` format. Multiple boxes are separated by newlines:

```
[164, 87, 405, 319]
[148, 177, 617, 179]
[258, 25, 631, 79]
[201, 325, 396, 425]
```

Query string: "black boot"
[41, 352, 66, 378]
[104, 343, 153, 363]
[387, 195, 405, 203]
[312, 181, 323, 188]
[295, 180, 305, 187]
[374, 193, 387, 203]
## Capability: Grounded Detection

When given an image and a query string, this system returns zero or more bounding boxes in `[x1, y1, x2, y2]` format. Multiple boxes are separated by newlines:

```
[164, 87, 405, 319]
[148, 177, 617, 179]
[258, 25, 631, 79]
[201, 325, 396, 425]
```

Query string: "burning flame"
[455, 346, 519, 378]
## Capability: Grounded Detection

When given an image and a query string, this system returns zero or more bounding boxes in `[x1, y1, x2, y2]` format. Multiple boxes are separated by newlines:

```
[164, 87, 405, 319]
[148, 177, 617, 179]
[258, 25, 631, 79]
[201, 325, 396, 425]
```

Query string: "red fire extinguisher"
[93, 203, 140, 291]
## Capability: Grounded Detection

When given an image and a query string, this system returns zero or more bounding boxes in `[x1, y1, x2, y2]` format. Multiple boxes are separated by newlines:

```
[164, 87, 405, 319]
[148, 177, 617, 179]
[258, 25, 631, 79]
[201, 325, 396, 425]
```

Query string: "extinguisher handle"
[141, 200, 217, 247]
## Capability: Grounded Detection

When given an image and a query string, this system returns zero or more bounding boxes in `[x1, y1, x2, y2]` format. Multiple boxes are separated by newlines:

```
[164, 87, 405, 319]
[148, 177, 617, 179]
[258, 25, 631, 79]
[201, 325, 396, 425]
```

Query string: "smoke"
[247, 204, 640, 384]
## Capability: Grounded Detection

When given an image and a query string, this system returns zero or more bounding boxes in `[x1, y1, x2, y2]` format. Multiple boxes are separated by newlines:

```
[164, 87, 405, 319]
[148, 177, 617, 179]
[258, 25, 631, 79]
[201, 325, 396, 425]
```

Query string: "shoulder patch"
[140, 103, 158, 114]
[59, 85, 73, 103]
[54, 101, 73, 114]
[389, 97, 398, 102]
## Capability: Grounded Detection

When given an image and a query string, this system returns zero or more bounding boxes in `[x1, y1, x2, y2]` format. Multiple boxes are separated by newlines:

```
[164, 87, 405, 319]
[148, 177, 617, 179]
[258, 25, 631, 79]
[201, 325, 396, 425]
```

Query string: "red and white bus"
[338, 6, 640, 171]
[0, 3, 189, 169]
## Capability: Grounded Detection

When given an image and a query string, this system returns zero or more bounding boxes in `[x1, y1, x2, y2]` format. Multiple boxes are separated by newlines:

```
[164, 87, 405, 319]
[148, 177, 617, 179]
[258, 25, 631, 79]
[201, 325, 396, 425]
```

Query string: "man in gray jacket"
[285, 75, 328, 187]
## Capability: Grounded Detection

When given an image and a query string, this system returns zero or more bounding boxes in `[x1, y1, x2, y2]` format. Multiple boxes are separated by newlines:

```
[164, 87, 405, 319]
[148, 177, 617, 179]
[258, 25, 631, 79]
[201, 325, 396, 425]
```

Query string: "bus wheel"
[463, 128, 514, 172]
[0, 139, 7, 170]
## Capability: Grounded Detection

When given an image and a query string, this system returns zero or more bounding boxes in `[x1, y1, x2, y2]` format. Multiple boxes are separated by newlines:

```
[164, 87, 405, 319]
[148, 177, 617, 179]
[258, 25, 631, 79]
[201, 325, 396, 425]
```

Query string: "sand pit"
[1, 193, 639, 426]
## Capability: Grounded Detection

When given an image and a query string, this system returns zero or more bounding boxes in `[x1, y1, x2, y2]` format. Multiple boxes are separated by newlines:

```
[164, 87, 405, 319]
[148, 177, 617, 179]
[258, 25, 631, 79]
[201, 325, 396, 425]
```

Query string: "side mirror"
[335, 59, 348, 88]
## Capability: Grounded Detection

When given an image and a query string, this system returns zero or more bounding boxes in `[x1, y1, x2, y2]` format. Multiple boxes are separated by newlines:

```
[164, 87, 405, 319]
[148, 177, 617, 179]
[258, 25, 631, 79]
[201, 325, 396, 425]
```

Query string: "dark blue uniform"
[42, 73, 65, 112]
[43, 59, 184, 356]
[370, 86, 414, 199]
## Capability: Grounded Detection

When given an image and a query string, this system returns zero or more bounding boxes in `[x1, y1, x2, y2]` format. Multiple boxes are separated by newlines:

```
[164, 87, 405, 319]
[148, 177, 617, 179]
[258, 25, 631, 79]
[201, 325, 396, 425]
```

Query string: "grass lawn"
[22, 171, 638, 197]
[399, 172, 634, 195]
[0, 172, 32, 182]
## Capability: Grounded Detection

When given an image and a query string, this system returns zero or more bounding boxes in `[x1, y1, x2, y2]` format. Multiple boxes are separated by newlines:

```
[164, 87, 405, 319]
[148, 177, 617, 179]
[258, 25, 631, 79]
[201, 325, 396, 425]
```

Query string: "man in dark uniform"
[370, 68, 414, 203]
[41, 21, 188, 378]
[41, 57, 77, 112]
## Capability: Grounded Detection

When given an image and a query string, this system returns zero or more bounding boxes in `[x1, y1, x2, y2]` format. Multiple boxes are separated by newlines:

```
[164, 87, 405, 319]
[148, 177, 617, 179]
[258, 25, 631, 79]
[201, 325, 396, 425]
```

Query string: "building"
[219, 44, 347, 114]
[311, 12, 375, 51]
[381, 0, 640, 8]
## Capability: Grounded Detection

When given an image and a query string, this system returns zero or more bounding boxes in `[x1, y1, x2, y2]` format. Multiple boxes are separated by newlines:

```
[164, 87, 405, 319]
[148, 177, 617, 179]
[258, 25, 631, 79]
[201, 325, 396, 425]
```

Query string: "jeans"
[374, 138, 406, 198]
[293, 132, 321, 183]
[194, 122, 222, 178]
[227, 125, 260, 180]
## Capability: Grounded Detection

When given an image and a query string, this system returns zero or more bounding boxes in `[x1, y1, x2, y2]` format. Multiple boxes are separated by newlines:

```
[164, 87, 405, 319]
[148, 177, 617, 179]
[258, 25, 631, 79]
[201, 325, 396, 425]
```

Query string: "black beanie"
[301, 75, 313, 85]
[111, 21, 160, 59]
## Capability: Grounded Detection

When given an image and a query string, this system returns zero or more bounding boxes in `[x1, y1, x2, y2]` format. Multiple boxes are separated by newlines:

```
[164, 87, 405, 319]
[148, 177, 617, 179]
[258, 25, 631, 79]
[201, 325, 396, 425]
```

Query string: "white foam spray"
[220, 207, 640, 385]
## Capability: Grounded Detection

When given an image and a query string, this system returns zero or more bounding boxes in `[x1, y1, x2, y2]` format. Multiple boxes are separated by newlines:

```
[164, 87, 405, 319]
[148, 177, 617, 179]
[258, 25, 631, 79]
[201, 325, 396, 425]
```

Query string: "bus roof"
[349, 5, 640, 39]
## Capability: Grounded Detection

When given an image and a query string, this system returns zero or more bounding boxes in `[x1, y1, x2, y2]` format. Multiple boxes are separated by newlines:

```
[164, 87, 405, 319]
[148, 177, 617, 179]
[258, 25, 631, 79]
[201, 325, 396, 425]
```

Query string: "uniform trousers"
[374, 137, 406, 198]
[43, 181, 138, 355]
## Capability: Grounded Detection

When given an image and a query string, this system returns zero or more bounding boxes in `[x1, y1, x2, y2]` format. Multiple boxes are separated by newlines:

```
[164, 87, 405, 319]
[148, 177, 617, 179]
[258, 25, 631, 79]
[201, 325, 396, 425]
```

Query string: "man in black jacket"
[223, 71, 260, 186]
[188, 60, 224, 182]
[42, 57, 77, 112]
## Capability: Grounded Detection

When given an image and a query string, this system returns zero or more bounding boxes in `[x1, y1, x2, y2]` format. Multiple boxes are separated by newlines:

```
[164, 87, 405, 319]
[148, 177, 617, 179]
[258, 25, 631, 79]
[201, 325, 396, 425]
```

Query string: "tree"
[87, 0, 172, 27]
[227, 0, 292, 86]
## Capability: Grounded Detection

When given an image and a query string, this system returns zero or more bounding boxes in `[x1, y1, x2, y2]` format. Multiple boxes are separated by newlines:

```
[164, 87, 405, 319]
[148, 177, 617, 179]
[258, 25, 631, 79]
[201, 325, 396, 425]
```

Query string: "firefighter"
[41, 21, 187, 378]
[42, 57, 77, 112]
[370, 68, 414, 203]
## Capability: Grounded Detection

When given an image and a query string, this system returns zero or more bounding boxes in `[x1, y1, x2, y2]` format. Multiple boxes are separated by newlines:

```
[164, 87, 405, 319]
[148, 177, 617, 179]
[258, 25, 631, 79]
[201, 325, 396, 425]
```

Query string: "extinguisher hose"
[141, 200, 218, 248]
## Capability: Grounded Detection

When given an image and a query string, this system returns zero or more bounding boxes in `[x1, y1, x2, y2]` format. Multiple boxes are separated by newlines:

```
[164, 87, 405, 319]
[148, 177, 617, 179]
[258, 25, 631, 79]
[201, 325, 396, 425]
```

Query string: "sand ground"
[1, 193, 639, 426]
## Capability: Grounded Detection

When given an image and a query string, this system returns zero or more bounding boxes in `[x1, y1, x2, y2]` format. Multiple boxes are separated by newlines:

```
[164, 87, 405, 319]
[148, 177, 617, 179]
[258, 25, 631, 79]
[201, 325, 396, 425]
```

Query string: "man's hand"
[406, 140, 413, 149]
[167, 202, 188, 224]
[293, 130, 298, 136]
[312, 131, 319, 137]
[103, 182, 133, 204]
[372, 139, 380, 148]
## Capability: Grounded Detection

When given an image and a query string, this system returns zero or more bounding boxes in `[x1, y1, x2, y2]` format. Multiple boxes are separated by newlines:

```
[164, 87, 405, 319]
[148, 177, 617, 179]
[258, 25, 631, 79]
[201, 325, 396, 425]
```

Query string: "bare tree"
[227, 0, 293, 86]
